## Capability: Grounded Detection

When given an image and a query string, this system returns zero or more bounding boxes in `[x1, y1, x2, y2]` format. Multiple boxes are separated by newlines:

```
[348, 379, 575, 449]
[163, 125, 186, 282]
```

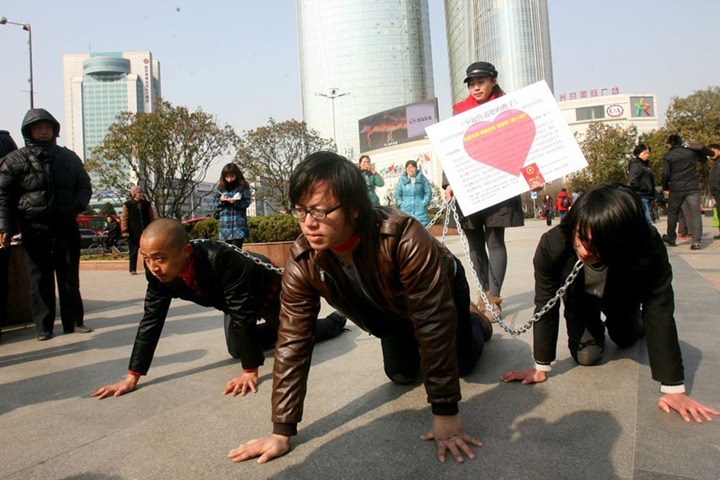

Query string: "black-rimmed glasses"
[290, 205, 342, 220]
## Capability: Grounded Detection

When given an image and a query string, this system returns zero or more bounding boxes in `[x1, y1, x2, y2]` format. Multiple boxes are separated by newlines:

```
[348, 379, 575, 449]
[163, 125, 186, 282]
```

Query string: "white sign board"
[425, 81, 587, 215]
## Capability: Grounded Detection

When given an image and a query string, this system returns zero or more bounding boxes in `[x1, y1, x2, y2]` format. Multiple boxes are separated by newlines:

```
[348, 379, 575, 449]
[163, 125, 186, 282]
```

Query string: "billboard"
[358, 98, 439, 153]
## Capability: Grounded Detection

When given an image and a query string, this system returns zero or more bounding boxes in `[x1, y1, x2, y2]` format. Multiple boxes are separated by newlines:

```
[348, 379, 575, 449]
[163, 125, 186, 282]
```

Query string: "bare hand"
[223, 372, 259, 397]
[658, 393, 720, 423]
[501, 368, 548, 385]
[91, 375, 139, 399]
[444, 185, 454, 200]
[228, 434, 291, 464]
[0, 232, 11, 248]
[420, 415, 482, 463]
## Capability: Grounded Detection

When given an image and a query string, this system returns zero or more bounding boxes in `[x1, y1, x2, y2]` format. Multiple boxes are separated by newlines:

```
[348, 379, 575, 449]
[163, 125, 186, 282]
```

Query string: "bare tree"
[234, 118, 334, 213]
[86, 100, 237, 219]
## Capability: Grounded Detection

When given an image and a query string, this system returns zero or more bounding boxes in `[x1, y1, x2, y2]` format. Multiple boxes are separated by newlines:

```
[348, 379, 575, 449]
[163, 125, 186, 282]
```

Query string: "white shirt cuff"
[660, 384, 686, 394]
[534, 362, 552, 372]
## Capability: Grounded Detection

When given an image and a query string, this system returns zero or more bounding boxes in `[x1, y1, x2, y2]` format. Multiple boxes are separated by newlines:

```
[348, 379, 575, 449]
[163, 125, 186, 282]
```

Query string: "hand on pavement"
[500, 368, 548, 385]
[223, 371, 259, 397]
[228, 434, 291, 464]
[658, 393, 720, 423]
[91, 375, 139, 399]
[420, 415, 482, 463]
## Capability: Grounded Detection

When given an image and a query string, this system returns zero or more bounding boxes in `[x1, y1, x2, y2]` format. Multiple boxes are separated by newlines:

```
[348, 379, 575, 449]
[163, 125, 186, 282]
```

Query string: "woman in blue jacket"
[395, 160, 432, 225]
[214, 163, 252, 249]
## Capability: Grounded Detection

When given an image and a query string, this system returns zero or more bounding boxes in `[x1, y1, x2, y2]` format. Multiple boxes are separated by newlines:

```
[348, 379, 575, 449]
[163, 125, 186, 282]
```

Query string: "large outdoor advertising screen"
[358, 98, 439, 153]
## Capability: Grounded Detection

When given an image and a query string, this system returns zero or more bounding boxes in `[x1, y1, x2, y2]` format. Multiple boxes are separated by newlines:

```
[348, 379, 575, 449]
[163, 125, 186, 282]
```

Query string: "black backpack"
[561, 195, 570, 208]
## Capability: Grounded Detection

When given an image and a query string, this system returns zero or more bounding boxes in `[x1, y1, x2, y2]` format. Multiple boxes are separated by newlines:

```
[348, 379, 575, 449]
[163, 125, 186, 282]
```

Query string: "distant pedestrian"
[122, 185, 155, 274]
[628, 143, 656, 224]
[0, 109, 93, 340]
[103, 215, 121, 251]
[543, 194, 554, 226]
[358, 155, 384, 205]
[706, 143, 720, 239]
[555, 188, 572, 219]
[214, 163, 252, 249]
[395, 160, 432, 225]
[661, 135, 708, 250]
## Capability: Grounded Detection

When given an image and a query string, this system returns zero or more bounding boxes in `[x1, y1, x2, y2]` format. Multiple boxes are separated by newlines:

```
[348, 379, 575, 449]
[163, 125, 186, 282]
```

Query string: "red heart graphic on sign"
[463, 109, 536, 176]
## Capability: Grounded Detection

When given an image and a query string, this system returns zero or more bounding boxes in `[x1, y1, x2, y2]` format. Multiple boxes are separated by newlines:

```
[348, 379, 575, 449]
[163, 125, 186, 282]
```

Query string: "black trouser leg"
[22, 235, 56, 334]
[453, 261, 484, 375]
[381, 322, 420, 384]
[53, 232, 84, 331]
[564, 290, 605, 363]
[128, 237, 140, 272]
[380, 260, 484, 383]
[666, 192, 683, 240]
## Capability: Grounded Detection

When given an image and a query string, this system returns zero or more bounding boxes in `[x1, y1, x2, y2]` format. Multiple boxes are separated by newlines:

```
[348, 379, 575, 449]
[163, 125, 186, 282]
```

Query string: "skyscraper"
[297, 0, 435, 158]
[63, 51, 161, 167]
[445, 0, 552, 104]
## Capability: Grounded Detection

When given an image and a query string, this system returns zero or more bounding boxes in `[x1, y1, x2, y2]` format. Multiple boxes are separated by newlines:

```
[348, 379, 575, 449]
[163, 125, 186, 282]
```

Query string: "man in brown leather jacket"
[229, 151, 491, 465]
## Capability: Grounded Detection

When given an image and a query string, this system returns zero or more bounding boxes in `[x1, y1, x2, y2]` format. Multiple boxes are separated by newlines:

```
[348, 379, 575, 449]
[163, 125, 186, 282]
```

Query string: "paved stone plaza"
[1, 217, 718, 479]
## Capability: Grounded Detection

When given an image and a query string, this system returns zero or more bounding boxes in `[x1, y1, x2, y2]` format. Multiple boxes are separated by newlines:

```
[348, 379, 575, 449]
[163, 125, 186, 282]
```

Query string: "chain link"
[443, 199, 583, 337]
[195, 199, 582, 336]
[191, 239, 285, 276]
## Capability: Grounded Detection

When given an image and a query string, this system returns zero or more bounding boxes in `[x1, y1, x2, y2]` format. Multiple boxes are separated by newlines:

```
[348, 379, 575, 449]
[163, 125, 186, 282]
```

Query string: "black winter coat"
[628, 157, 655, 199]
[0, 109, 91, 234]
[128, 240, 280, 374]
[0, 130, 18, 158]
[532, 225, 684, 385]
[661, 145, 705, 193]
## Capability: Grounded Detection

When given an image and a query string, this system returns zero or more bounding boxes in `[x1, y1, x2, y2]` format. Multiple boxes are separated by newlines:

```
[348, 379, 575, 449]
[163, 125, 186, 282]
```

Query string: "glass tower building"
[297, 0, 434, 158]
[63, 51, 161, 168]
[445, 0, 552, 104]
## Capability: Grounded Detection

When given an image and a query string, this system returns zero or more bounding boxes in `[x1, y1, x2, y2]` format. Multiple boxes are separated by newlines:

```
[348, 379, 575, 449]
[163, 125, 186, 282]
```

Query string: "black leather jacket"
[0, 109, 91, 234]
[128, 240, 280, 374]
[533, 226, 684, 385]
[271, 207, 464, 436]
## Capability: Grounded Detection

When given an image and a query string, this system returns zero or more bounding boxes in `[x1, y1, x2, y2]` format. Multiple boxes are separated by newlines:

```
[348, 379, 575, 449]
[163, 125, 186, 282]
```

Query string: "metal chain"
[443, 199, 583, 337]
[191, 238, 285, 276]
[194, 199, 583, 335]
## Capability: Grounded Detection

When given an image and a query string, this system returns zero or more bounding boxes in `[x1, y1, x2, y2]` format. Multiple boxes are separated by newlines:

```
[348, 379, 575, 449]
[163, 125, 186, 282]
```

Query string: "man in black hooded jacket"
[0, 109, 92, 340]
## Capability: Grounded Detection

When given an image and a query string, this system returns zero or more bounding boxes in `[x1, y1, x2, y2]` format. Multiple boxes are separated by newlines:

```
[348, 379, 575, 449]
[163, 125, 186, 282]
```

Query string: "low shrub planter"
[244, 241, 295, 268]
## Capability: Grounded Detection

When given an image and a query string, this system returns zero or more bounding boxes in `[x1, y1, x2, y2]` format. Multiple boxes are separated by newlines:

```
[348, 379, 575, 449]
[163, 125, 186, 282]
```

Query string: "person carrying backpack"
[556, 188, 572, 219]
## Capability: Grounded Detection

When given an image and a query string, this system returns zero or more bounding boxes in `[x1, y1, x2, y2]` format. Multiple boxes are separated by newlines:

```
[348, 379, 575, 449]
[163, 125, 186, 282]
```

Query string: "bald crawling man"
[92, 218, 346, 399]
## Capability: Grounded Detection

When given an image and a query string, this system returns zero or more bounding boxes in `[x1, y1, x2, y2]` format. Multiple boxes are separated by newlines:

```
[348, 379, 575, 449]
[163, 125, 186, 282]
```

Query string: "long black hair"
[289, 151, 374, 236]
[218, 163, 248, 191]
[560, 183, 651, 267]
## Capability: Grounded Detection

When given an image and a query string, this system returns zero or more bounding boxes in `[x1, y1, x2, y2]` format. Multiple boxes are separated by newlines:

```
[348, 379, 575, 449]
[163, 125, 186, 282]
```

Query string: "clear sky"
[2, 0, 718, 181]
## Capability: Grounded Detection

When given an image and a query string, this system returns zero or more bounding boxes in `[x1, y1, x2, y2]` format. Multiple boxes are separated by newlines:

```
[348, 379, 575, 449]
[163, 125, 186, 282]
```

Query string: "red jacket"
[452, 93, 501, 115]
[555, 192, 572, 212]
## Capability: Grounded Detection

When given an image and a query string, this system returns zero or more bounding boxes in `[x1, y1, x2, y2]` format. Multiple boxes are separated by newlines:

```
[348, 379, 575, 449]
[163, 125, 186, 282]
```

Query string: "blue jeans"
[640, 197, 653, 224]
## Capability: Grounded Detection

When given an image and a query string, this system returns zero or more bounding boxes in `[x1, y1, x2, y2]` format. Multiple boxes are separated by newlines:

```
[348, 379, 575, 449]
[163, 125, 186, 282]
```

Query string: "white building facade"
[445, 0, 553, 104]
[297, 0, 435, 159]
[558, 92, 660, 140]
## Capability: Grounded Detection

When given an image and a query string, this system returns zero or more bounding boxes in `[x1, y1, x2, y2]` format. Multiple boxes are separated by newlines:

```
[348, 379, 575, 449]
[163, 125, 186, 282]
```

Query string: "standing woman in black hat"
[443, 62, 525, 319]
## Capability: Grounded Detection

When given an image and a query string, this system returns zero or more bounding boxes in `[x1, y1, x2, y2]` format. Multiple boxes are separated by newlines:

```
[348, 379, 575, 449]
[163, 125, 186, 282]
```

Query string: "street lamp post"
[315, 88, 349, 149]
[0, 16, 34, 108]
